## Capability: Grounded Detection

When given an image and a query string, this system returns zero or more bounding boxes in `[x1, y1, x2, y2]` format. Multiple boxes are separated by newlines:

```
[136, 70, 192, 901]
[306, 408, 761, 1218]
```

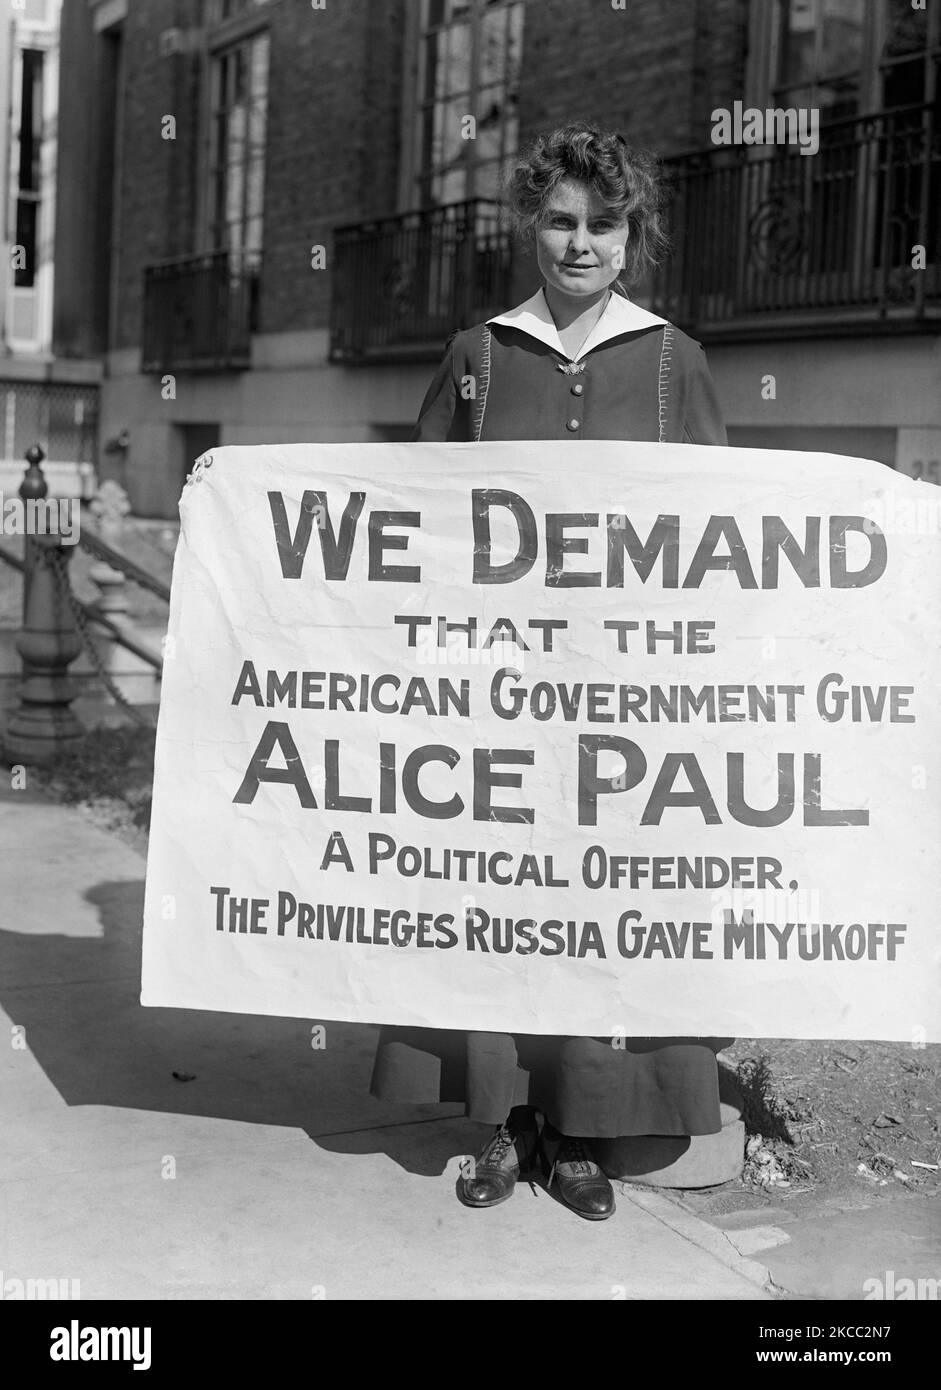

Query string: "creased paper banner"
[141, 441, 941, 1041]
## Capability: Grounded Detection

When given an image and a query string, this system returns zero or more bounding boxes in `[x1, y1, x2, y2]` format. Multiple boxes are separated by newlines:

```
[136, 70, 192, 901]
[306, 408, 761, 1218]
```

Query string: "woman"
[371, 123, 729, 1222]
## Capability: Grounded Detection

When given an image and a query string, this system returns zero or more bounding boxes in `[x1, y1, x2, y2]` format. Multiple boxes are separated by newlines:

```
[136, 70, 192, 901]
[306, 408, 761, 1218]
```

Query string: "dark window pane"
[18, 49, 43, 193]
[14, 199, 37, 287]
[883, 0, 929, 59]
[882, 56, 926, 107]
[423, 32, 441, 102]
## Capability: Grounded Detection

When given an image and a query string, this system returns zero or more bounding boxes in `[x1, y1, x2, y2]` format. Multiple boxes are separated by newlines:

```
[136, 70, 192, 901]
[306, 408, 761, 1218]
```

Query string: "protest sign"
[141, 441, 941, 1040]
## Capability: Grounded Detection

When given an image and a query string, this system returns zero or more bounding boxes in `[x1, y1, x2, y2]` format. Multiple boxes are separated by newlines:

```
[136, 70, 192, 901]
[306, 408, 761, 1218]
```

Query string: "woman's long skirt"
[370, 1028, 729, 1138]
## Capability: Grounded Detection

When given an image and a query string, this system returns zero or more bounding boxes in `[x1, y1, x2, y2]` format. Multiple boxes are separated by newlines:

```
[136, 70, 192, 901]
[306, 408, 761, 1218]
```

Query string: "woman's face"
[535, 177, 629, 301]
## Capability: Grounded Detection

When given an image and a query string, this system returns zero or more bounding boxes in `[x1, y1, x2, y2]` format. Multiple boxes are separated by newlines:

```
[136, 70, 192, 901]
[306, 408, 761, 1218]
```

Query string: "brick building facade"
[53, 0, 941, 516]
[0, 0, 100, 502]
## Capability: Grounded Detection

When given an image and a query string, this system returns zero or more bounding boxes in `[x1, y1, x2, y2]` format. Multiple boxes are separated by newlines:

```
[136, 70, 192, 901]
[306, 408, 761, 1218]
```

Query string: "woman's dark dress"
[370, 290, 731, 1139]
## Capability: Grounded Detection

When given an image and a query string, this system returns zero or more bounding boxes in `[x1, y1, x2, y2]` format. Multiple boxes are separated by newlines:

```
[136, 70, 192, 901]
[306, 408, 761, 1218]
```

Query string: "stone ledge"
[599, 1119, 745, 1189]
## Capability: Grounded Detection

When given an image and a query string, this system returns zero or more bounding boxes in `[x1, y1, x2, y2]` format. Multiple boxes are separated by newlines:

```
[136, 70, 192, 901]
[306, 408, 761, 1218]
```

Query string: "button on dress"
[370, 288, 731, 1139]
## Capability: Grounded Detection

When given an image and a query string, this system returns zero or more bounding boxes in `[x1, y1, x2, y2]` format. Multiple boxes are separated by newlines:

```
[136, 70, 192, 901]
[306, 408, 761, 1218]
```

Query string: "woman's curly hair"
[505, 123, 670, 289]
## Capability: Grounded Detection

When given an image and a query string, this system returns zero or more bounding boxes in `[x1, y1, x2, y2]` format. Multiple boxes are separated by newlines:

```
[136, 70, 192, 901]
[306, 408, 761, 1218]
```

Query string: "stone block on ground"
[597, 1064, 745, 1189]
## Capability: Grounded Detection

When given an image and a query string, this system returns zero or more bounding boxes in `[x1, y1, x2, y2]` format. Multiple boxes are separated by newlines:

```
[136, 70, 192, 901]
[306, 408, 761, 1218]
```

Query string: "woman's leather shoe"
[460, 1109, 539, 1208]
[541, 1126, 616, 1220]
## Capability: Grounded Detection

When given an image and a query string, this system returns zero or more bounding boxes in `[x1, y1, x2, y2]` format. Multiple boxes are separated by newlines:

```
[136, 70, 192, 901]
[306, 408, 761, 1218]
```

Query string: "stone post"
[87, 478, 133, 695]
[2, 446, 84, 764]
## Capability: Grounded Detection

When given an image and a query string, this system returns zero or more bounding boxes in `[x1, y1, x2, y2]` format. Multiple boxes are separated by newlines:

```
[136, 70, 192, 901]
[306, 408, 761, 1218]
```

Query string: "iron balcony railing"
[329, 198, 514, 363]
[141, 249, 261, 372]
[652, 101, 941, 336]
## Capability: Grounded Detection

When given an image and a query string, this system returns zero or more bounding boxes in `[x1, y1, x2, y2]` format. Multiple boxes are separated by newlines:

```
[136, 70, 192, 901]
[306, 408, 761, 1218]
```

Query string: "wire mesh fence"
[0, 379, 99, 466]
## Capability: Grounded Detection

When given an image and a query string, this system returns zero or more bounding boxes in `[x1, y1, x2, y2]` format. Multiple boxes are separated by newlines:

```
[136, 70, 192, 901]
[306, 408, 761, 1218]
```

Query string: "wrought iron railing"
[652, 102, 941, 334]
[329, 199, 513, 363]
[141, 250, 261, 372]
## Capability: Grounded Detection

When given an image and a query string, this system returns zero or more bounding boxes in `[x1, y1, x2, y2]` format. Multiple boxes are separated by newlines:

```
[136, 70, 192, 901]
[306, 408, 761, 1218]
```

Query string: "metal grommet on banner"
[185, 452, 214, 488]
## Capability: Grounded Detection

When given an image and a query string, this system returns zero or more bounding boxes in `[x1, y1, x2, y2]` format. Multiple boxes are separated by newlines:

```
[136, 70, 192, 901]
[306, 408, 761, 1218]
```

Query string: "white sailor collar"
[487, 286, 667, 362]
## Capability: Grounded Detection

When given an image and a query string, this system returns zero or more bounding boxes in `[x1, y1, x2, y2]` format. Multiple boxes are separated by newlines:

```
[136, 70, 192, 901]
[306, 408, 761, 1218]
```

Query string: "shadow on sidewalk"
[1, 876, 477, 1178]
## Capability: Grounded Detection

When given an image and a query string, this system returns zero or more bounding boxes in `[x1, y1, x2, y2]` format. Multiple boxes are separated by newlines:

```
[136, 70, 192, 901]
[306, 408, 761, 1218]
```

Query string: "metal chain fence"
[47, 545, 157, 730]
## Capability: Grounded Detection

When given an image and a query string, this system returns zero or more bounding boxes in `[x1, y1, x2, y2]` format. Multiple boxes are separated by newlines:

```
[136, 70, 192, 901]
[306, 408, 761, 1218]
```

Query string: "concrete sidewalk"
[0, 777, 772, 1300]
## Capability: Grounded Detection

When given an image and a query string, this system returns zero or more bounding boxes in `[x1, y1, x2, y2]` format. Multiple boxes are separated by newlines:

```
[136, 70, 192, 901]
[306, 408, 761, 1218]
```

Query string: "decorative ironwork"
[141, 250, 261, 373]
[329, 199, 513, 363]
[380, 258, 418, 319]
[652, 102, 940, 332]
[746, 192, 809, 274]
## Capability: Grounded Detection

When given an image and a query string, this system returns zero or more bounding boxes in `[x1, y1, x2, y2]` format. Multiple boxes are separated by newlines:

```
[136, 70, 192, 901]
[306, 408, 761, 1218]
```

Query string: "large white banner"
[141, 441, 941, 1040]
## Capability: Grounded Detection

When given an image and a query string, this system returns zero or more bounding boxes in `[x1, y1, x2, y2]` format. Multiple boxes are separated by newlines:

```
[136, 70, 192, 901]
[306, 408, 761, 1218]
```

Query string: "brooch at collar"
[556, 361, 587, 374]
